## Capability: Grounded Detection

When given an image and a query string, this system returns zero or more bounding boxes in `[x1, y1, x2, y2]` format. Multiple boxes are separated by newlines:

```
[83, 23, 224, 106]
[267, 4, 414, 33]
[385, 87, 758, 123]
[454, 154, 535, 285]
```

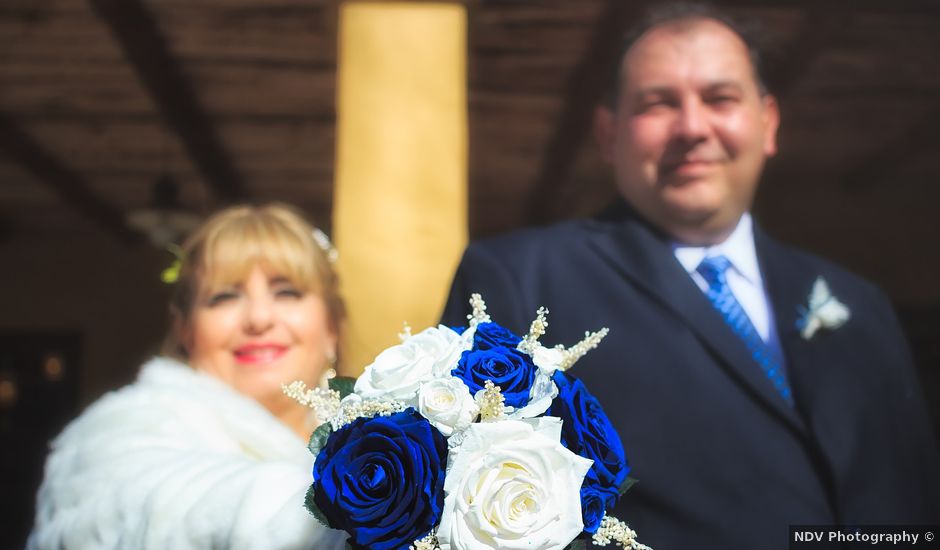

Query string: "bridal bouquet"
[284, 294, 650, 550]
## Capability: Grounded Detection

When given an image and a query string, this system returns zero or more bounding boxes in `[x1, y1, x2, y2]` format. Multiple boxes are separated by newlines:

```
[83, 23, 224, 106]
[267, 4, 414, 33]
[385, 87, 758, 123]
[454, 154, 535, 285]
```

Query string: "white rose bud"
[356, 325, 471, 404]
[417, 377, 479, 437]
[530, 344, 564, 374]
[437, 418, 591, 550]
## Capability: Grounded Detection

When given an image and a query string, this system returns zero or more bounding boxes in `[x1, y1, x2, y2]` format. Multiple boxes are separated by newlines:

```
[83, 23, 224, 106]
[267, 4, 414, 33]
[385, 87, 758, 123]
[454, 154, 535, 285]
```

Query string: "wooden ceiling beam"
[524, 0, 645, 225]
[0, 114, 143, 244]
[89, 0, 247, 203]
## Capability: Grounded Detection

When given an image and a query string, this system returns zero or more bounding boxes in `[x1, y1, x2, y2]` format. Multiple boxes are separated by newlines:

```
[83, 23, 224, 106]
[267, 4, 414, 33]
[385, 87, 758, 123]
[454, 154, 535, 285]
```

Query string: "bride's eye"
[271, 278, 303, 299]
[276, 287, 303, 299]
[206, 290, 239, 306]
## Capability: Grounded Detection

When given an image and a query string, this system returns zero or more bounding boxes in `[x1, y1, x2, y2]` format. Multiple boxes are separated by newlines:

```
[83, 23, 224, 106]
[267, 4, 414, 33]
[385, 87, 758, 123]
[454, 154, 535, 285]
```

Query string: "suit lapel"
[756, 229, 837, 425]
[585, 211, 806, 435]
[756, 228, 854, 515]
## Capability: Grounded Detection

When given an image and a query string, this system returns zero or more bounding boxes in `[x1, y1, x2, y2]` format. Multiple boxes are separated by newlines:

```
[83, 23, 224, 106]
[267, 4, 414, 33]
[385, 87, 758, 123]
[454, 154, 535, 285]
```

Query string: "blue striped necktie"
[696, 255, 793, 406]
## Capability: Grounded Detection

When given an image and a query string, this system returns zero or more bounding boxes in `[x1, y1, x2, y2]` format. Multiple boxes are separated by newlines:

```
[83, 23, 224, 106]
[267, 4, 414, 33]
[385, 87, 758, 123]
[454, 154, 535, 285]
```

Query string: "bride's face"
[183, 263, 336, 414]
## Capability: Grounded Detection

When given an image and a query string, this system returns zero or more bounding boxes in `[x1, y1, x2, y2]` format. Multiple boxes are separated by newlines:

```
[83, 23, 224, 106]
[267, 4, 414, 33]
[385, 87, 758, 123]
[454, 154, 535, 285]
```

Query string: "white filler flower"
[356, 325, 471, 404]
[437, 418, 592, 550]
[418, 377, 480, 437]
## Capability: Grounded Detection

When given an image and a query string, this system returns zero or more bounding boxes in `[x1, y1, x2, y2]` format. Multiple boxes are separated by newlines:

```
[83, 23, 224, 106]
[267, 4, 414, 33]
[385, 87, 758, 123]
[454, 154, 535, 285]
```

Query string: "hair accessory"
[160, 243, 184, 284]
[312, 228, 339, 264]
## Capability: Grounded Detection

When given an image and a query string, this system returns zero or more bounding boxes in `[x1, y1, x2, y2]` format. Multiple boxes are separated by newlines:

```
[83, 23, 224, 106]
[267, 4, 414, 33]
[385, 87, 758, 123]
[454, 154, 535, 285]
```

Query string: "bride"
[29, 204, 347, 549]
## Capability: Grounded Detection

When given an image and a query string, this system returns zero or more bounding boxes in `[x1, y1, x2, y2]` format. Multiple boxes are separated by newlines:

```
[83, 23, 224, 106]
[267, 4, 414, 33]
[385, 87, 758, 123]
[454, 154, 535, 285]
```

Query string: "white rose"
[435, 324, 475, 374]
[437, 418, 591, 550]
[355, 325, 471, 404]
[530, 344, 564, 374]
[417, 377, 479, 437]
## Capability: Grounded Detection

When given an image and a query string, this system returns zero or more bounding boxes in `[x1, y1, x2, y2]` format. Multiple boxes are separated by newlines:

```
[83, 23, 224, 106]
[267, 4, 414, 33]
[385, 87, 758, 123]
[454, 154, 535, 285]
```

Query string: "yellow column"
[333, 2, 468, 374]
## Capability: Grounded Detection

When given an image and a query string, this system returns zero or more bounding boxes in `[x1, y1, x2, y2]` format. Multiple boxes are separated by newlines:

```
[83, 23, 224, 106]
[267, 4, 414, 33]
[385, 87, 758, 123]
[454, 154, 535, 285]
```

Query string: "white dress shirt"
[672, 214, 782, 349]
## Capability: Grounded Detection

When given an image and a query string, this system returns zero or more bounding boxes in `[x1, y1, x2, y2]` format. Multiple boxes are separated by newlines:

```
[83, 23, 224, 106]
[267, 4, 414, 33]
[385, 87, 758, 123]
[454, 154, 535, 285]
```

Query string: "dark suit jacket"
[441, 206, 940, 549]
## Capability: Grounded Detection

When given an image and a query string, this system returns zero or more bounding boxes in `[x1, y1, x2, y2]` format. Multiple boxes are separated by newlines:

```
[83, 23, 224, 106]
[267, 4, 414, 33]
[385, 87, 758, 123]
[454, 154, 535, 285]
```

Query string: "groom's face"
[596, 18, 779, 245]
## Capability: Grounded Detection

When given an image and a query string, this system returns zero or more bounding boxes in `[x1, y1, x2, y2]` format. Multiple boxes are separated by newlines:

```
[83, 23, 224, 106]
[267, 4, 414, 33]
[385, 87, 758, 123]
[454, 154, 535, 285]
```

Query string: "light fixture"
[0, 371, 16, 409]
[127, 174, 202, 248]
[43, 353, 65, 382]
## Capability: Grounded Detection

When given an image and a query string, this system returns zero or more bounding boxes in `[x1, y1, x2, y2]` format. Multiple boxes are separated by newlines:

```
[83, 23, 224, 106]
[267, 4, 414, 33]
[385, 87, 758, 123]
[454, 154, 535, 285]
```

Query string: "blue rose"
[471, 322, 522, 350]
[580, 470, 618, 533]
[312, 409, 447, 550]
[452, 347, 536, 409]
[548, 371, 629, 493]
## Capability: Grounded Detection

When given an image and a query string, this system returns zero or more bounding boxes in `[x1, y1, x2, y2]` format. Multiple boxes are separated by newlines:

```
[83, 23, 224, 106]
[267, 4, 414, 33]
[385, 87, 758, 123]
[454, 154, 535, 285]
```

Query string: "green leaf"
[619, 476, 638, 496]
[304, 484, 331, 527]
[160, 244, 184, 284]
[160, 259, 181, 284]
[308, 422, 333, 457]
[329, 376, 357, 399]
[567, 539, 588, 550]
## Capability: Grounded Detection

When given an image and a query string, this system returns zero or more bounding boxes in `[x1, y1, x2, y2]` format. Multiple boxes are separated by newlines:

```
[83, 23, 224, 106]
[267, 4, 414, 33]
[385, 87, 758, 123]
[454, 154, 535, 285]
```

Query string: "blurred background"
[1, 0, 938, 547]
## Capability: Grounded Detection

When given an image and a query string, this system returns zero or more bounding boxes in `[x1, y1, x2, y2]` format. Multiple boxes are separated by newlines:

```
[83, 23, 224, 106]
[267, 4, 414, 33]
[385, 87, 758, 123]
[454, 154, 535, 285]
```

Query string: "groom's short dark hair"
[605, 2, 769, 106]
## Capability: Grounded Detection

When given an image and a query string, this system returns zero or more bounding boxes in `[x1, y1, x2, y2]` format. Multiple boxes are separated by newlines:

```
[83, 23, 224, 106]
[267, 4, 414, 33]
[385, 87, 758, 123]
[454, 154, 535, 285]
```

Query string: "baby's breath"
[409, 532, 440, 550]
[468, 293, 491, 327]
[517, 306, 549, 354]
[331, 399, 406, 430]
[558, 328, 609, 371]
[399, 321, 413, 342]
[282, 381, 341, 421]
[592, 514, 652, 549]
[477, 380, 507, 422]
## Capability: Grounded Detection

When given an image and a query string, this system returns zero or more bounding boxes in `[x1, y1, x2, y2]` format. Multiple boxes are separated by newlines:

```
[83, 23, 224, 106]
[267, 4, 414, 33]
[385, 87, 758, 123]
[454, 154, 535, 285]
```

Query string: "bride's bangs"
[197, 214, 318, 294]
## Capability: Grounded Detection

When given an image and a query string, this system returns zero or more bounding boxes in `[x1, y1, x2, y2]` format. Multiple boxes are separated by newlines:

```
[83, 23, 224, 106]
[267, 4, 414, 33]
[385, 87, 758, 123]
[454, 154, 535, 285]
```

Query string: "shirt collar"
[672, 213, 761, 285]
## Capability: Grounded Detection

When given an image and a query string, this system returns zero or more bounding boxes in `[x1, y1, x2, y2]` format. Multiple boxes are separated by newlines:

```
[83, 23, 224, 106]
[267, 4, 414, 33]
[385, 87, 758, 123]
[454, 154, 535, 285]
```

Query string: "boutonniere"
[796, 276, 850, 340]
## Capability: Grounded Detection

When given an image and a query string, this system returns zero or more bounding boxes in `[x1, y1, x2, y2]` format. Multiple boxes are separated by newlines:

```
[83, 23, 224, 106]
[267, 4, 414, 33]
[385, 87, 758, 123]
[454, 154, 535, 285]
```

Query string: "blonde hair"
[164, 203, 344, 362]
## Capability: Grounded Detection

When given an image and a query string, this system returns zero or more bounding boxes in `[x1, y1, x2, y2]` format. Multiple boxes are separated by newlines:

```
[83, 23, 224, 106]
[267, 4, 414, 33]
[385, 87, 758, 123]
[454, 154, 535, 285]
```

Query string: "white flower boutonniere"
[797, 277, 851, 340]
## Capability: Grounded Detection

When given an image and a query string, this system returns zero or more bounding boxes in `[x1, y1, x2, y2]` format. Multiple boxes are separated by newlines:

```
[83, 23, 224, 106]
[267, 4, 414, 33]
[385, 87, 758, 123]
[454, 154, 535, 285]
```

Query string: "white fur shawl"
[28, 357, 346, 550]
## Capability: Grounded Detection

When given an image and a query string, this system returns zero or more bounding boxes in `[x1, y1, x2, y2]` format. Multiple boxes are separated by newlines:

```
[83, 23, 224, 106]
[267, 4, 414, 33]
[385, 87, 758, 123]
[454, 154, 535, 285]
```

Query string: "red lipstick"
[233, 343, 288, 365]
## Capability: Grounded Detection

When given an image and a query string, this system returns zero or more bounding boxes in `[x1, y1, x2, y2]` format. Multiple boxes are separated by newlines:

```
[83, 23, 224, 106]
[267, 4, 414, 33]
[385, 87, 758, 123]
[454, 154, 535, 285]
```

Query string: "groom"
[442, 3, 940, 548]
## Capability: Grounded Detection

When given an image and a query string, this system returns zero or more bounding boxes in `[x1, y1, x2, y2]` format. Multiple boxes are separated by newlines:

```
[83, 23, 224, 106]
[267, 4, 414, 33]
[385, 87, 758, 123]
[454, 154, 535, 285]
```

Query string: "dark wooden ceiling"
[1, 0, 939, 304]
